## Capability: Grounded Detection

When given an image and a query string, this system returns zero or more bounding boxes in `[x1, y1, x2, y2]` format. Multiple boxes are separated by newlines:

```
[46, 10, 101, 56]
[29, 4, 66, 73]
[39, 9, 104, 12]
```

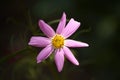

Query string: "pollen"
[52, 34, 64, 48]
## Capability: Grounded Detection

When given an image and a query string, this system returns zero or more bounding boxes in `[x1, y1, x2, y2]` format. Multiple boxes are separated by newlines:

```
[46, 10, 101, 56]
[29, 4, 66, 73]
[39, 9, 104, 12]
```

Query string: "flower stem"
[0, 47, 31, 64]
[48, 19, 69, 25]
[47, 61, 60, 80]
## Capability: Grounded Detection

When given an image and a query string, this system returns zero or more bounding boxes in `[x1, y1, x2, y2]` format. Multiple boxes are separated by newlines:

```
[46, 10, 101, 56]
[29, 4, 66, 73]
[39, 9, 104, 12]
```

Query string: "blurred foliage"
[0, 0, 120, 80]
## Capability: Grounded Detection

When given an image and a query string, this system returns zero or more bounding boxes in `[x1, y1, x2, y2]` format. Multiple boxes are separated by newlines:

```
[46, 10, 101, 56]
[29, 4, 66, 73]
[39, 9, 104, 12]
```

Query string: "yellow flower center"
[52, 34, 64, 49]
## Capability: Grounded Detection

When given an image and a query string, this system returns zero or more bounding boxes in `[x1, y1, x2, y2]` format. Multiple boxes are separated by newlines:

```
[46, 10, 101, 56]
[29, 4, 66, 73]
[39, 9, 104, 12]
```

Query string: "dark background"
[0, 0, 120, 80]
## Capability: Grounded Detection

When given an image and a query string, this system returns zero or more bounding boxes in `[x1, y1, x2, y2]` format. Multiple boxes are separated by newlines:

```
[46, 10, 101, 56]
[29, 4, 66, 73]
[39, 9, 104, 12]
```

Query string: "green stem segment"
[48, 19, 69, 25]
[0, 47, 30, 64]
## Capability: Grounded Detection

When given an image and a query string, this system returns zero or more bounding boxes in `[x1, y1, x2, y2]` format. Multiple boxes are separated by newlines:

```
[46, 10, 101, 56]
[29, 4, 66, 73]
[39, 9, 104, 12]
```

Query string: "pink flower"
[28, 12, 89, 72]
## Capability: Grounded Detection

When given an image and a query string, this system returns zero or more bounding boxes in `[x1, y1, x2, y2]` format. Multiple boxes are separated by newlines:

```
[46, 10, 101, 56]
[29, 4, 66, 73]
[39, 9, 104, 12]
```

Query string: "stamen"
[52, 34, 64, 48]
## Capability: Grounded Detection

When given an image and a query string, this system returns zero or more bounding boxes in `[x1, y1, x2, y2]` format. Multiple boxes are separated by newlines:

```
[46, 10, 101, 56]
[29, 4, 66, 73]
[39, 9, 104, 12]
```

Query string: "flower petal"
[39, 20, 55, 38]
[65, 39, 89, 47]
[63, 46, 79, 65]
[37, 45, 54, 63]
[56, 12, 66, 34]
[55, 49, 64, 72]
[61, 18, 80, 38]
[28, 36, 50, 47]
